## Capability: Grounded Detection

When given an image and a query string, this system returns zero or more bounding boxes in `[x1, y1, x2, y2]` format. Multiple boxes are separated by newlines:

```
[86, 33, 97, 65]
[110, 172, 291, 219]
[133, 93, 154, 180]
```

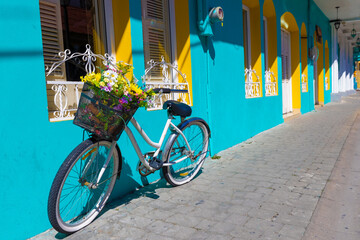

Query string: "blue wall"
[0, 0, 333, 239]
[0, 1, 86, 239]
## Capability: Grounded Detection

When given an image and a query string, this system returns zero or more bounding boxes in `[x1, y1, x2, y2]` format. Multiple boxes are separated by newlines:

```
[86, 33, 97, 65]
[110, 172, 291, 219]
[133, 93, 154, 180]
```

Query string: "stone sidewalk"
[33, 93, 360, 240]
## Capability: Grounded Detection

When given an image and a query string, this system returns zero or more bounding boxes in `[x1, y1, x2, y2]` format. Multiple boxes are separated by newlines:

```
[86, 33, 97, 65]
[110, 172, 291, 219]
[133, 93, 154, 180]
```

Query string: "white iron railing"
[143, 56, 191, 110]
[301, 74, 308, 92]
[265, 69, 277, 96]
[47, 81, 84, 122]
[45, 44, 118, 122]
[245, 67, 261, 98]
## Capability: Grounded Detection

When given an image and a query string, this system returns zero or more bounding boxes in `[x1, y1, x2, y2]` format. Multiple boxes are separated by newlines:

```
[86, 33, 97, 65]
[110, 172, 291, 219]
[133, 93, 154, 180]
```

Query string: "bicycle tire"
[47, 139, 119, 234]
[162, 119, 209, 186]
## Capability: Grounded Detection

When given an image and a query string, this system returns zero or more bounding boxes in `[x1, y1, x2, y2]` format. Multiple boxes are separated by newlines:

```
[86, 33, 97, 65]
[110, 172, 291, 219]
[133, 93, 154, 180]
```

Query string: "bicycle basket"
[74, 83, 138, 140]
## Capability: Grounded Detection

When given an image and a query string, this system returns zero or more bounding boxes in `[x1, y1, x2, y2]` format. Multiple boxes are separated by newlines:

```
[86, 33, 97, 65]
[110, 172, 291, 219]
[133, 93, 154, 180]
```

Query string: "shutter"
[281, 30, 290, 81]
[39, 0, 65, 80]
[142, 0, 171, 79]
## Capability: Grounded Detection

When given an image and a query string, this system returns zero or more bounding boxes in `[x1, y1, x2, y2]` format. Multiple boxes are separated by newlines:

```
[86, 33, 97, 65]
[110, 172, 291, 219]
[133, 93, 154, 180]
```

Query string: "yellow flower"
[95, 73, 101, 82]
[130, 83, 143, 95]
[99, 81, 105, 87]
[81, 72, 101, 84]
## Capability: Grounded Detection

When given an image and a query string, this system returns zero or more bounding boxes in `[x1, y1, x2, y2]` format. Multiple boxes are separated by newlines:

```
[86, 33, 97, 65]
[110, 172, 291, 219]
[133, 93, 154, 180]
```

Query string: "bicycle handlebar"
[152, 88, 188, 94]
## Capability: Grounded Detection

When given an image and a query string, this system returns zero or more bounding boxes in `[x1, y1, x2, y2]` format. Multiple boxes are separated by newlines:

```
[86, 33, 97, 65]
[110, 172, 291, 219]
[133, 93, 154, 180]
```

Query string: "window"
[263, 16, 268, 70]
[141, 0, 174, 80]
[141, 0, 191, 110]
[243, 4, 261, 98]
[242, 5, 251, 70]
[39, 0, 109, 121]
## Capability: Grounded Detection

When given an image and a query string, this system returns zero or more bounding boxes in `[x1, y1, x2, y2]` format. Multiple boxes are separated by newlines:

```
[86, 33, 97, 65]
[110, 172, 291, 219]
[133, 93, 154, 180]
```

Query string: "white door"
[281, 29, 292, 114]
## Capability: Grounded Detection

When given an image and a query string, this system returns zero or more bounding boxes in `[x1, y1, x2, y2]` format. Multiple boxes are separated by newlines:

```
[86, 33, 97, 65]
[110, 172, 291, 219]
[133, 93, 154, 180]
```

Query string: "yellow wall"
[291, 31, 301, 109]
[318, 46, 324, 103]
[174, 0, 193, 103]
[325, 41, 330, 91]
[315, 34, 324, 104]
[112, 0, 133, 65]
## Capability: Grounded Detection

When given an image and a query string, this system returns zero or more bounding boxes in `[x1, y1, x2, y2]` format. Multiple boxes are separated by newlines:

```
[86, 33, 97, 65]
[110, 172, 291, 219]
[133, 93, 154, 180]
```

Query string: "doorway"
[281, 29, 292, 114]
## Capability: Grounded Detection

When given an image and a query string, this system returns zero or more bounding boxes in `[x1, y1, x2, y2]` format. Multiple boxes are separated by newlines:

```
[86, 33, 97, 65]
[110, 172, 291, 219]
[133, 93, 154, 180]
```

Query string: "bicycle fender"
[177, 117, 211, 137]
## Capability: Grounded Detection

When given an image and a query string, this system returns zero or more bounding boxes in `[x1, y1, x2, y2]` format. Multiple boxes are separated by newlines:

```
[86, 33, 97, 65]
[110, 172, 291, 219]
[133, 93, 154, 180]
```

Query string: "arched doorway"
[281, 12, 300, 115]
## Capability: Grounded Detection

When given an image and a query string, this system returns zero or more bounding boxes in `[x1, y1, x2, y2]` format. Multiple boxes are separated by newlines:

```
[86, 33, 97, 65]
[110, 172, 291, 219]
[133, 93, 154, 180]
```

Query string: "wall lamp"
[197, 0, 224, 37]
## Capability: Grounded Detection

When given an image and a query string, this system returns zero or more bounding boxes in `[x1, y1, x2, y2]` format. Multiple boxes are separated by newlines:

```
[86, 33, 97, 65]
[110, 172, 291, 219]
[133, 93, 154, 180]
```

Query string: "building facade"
[0, 0, 357, 239]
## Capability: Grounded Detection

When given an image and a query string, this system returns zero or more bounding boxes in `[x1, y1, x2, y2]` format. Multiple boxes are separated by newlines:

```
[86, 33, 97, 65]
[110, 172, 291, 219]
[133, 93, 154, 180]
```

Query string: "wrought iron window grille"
[245, 66, 261, 98]
[142, 56, 192, 111]
[45, 44, 127, 122]
[265, 69, 277, 96]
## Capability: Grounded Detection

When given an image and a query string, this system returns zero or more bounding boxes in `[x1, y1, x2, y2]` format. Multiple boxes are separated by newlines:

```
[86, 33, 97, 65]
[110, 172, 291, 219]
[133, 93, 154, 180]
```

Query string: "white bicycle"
[47, 87, 210, 234]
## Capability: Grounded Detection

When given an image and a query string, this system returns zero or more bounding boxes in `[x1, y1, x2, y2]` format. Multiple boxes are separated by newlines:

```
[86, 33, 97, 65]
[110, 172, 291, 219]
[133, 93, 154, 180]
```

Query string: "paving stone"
[279, 224, 306, 239]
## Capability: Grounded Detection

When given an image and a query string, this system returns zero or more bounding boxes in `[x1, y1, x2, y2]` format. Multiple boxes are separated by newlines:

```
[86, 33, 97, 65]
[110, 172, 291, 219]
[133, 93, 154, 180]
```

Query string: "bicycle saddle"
[163, 100, 192, 117]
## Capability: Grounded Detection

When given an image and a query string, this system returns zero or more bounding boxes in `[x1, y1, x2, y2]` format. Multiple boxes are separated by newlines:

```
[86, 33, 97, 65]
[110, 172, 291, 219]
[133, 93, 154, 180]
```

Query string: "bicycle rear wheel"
[162, 119, 209, 186]
[48, 139, 119, 234]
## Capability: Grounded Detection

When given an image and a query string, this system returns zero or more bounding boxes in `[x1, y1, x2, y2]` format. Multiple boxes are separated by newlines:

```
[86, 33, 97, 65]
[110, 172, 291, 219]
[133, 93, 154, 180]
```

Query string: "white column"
[339, 33, 344, 92]
[345, 40, 349, 91]
[331, 24, 339, 93]
[350, 45, 355, 90]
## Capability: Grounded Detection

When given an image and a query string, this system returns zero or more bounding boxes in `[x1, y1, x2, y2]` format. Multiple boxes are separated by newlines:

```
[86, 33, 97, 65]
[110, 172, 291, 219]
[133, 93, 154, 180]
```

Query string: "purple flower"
[119, 96, 128, 104]
[114, 104, 123, 111]
[100, 85, 111, 92]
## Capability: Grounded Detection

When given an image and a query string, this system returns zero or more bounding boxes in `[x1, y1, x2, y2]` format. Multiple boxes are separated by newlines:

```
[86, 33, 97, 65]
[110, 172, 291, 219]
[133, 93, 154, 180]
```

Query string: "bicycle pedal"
[149, 157, 163, 170]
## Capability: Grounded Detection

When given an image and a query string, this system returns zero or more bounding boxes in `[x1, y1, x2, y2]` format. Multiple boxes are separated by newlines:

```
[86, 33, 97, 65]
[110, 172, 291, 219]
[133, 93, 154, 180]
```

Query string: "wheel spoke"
[163, 121, 209, 186]
[48, 140, 119, 233]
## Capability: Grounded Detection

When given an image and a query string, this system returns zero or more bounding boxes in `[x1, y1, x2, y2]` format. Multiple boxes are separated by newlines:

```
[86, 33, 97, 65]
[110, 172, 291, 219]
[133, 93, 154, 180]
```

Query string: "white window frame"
[40, 0, 115, 122]
[142, 0, 193, 110]
[104, 0, 116, 58]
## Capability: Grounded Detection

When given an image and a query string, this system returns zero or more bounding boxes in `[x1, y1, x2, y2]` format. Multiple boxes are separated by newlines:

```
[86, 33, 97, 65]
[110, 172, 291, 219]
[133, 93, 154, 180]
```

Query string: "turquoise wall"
[309, 2, 332, 104]
[0, 1, 85, 239]
[0, 0, 334, 239]
[187, 0, 285, 154]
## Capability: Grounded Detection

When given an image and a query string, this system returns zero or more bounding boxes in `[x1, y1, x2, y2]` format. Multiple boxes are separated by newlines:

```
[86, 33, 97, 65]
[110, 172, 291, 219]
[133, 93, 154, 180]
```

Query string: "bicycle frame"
[92, 115, 191, 185]
[125, 116, 191, 170]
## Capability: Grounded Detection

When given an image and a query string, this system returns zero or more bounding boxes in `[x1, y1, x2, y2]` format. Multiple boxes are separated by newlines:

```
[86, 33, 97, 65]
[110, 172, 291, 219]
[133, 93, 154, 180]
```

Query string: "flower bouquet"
[73, 62, 154, 140]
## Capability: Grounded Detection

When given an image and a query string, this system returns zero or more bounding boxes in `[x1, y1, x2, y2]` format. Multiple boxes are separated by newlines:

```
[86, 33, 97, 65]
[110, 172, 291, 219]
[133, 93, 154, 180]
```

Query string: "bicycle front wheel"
[162, 119, 209, 186]
[48, 139, 119, 234]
